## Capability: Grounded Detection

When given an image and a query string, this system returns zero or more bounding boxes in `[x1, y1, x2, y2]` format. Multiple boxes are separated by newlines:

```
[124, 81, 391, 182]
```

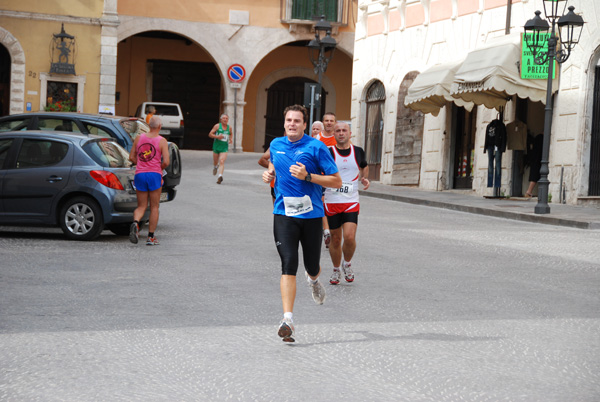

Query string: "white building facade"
[351, 0, 600, 206]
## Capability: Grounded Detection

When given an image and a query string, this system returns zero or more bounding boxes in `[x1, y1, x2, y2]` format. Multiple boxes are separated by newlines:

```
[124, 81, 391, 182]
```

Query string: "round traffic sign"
[227, 64, 246, 82]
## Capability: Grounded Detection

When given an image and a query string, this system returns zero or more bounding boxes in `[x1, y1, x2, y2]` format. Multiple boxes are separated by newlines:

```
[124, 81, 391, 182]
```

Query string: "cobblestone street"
[1, 151, 599, 401]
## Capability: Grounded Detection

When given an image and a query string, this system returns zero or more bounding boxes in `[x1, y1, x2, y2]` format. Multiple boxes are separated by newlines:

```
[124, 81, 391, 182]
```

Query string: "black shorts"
[326, 211, 359, 230]
[273, 214, 322, 277]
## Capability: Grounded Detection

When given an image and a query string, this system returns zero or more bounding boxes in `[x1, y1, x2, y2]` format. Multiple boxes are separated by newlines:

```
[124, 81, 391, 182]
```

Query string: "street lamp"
[524, 2, 584, 214]
[307, 15, 337, 129]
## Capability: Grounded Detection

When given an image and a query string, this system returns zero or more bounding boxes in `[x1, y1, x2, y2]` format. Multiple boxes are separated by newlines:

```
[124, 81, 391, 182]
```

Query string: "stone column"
[99, 0, 119, 113]
[223, 85, 247, 153]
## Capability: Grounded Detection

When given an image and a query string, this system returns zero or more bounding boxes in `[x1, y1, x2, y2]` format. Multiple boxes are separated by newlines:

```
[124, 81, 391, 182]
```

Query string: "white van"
[135, 102, 184, 147]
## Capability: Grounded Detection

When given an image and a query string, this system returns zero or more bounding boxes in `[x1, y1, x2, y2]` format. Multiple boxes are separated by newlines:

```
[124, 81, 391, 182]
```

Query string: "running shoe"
[278, 318, 295, 343]
[212, 166, 218, 176]
[217, 176, 223, 184]
[129, 222, 139, 244]
[342, 261, 354, 282]
[146, 237, 160, 246]
[329, 269, 341, 285]
[309, 279, 326, 304]
[324, 232, 331, 249]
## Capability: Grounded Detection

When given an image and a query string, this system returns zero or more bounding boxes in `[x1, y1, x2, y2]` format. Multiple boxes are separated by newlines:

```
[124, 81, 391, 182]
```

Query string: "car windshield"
[120, 119, 149, 141]
[83, 139, 132, 168]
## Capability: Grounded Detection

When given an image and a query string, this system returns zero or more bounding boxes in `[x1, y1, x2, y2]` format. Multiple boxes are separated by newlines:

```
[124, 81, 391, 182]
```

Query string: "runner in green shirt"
[208, 114, 233, 184]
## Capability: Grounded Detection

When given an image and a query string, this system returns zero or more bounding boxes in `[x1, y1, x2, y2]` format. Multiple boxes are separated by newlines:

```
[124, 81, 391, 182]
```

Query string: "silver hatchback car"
[0, 131, 149, 240]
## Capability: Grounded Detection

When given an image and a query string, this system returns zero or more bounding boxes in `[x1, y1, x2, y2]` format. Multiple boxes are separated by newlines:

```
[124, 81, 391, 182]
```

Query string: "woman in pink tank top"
[128, 116, 170, 246]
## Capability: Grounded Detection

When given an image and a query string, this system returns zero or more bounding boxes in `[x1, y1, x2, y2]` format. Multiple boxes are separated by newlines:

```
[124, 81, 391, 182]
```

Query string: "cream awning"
[450, 34, 558, 110]
[404, 61, 474, 117]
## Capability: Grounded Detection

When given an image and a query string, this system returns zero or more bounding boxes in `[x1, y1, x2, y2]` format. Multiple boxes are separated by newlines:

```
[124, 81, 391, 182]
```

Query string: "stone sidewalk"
[361, 182, 600, 230]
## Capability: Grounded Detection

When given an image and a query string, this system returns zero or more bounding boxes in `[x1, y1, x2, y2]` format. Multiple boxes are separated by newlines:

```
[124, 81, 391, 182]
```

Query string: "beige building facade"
[351, 0, 600, 206]
[1, 0, 356, 151]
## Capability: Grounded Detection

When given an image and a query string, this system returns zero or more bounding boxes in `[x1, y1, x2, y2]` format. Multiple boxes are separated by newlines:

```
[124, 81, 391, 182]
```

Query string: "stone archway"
[0, 27, 25, 115]
[254, 67, 336, 152]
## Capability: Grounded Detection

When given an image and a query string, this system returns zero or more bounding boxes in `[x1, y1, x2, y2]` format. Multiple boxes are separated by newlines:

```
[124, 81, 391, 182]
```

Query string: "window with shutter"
[291, 0, 338, 22]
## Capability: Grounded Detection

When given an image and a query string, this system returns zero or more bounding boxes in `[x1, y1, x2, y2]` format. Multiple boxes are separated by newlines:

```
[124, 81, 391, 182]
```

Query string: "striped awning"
[450, 34, 558, 110]
[404, 60, 474, 117]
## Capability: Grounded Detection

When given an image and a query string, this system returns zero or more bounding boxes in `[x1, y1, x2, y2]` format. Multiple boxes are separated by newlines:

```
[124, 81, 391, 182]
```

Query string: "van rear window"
[154, 105, 179, 116]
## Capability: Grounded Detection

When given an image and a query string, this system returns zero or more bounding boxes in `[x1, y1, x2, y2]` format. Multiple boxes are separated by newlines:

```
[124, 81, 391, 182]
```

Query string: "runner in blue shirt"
[262, 104, 341, 343]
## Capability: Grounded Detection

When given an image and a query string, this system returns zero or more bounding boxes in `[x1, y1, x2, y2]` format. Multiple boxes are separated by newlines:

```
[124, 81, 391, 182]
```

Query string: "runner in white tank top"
[325, 144, 360, 210]
[323, 122, 370, 285]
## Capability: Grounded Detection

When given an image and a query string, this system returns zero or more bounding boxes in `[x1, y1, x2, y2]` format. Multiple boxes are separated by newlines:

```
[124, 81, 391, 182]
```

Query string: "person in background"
[525, 132, 544, 198]
[315, 112, 337, 147]
[311, 121, 324, 138]
[209, 114, 233, 184]
[129, 115, 170, 246]
[315, 112, 337, 248]
[145, 105, 156, 124]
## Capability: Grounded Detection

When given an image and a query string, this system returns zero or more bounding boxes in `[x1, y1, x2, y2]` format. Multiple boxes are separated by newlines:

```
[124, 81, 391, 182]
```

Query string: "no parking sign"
[227, 64, 246, 83]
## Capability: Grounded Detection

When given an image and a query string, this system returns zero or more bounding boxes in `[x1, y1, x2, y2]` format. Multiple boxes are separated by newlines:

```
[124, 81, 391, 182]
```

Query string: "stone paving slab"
[2, 318, 599, 401]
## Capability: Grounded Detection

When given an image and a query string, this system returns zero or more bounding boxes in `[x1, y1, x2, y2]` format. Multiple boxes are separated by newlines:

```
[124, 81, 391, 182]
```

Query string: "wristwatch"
[304, 173, 312, 182]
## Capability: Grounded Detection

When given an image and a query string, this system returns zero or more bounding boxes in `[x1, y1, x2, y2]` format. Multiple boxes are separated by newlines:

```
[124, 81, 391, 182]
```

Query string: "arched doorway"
[116, 31, 221, 150]
[264, 76, 326, 150]
[0, 27, 25, 116]
[365, 80, 385, 181]
[0, 45, 10, 116]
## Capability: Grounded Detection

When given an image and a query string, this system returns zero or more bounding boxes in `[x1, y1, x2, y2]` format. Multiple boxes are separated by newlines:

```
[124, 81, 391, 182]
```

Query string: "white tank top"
[324, 145, 360, 204]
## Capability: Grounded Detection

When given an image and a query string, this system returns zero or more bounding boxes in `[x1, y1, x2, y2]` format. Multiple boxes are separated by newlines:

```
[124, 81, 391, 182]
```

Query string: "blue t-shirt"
[270, 134, 338, 219]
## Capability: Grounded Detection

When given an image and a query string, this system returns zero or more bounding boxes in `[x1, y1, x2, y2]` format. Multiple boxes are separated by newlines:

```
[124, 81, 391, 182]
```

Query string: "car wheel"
[59, 196, 104, 241]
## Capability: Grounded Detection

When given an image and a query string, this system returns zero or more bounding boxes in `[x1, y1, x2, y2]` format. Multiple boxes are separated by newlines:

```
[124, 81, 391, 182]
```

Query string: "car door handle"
[46, 176, 63, 182]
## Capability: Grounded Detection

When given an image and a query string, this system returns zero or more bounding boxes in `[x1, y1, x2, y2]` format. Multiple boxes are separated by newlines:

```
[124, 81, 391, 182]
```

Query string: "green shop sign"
[521, 33, 556, 80]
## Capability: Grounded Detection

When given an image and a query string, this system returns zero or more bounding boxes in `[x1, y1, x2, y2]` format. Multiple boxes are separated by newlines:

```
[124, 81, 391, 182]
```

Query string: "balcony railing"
[280, 0, 349, 26]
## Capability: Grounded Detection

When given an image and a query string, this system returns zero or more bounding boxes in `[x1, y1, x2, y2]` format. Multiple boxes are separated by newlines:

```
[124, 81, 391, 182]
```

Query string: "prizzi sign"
[521, 33, 556, 80]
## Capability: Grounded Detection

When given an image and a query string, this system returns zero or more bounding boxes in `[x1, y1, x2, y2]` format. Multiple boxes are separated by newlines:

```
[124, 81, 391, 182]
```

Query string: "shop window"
[39, 73, 85, 112]
[46, 81, 77, 112]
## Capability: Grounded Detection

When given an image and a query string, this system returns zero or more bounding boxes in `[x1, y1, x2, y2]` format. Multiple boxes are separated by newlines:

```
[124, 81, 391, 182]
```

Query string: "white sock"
[324, 229, 330, 235]
[343, 260, 351, 267]
[283, 312, 293, 321]
[333, 266, 340, 271]
[307, 275, 318, 284]
[218, 174, 223, 177]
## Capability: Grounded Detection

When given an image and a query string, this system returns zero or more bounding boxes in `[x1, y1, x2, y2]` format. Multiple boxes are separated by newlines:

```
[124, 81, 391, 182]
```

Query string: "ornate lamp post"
[524, 1, 584, 214]
[307, 15, 337, 129]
